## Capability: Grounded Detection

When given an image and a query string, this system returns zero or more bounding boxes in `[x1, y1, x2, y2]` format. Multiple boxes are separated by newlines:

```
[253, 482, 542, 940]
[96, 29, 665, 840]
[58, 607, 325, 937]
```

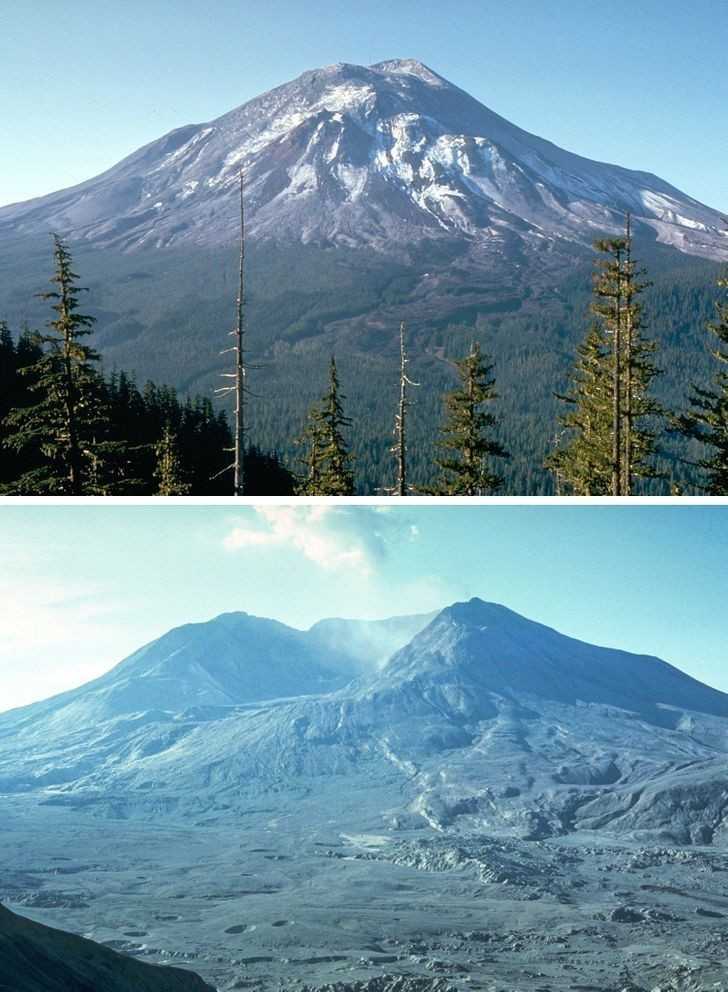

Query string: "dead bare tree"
[215, 170, 246, 494]
[391, 321, 418, 495]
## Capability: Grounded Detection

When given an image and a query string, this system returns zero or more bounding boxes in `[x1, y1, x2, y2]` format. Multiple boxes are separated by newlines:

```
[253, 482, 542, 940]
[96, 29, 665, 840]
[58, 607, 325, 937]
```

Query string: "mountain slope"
[1, 60, 726, 261]
[2, 599, 728, 844]
[0, 903, 212, 992]
[378, 598, 728, 722]
[0, 609, 433, 737]
[0, 612, 352, 736]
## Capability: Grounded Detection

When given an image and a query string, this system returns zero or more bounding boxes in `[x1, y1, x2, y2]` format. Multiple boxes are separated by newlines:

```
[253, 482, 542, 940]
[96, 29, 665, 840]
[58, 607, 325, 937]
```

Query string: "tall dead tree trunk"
[233, 170, 246, 496]
[392, 321, 418, 495]
[216, 170, 246, 494]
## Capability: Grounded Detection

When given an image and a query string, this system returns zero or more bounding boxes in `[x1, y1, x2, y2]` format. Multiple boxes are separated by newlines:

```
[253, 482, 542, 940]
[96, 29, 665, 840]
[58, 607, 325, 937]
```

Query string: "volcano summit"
[1, 59, 726, 261]
[2, 598, 728, 842]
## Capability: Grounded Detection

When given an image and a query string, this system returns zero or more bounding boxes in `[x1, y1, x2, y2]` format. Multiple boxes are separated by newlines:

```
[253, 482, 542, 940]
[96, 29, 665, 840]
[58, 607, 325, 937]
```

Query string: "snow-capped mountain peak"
[370, 58, 449, 85]
[1, 60, 726, 261]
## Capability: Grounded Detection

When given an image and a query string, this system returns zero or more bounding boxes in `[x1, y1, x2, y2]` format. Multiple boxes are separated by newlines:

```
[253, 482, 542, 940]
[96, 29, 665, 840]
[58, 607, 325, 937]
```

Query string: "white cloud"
[224, 506, 370, 573]
[223, 505, 413, 575]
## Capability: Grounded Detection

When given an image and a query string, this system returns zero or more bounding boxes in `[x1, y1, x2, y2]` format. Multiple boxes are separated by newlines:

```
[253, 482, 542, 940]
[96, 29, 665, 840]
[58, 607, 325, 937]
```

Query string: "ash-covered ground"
[3, 791, 728, 992]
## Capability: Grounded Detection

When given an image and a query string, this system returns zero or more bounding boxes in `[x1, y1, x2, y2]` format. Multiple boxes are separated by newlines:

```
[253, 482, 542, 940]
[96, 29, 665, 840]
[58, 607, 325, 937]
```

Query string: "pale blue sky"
[1, 1, 727, 210]
[0, 504, 726, 712]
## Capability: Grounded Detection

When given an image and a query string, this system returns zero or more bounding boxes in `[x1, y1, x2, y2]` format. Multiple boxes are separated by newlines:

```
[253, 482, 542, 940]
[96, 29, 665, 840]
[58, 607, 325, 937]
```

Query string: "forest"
[0, 227, 726, 496]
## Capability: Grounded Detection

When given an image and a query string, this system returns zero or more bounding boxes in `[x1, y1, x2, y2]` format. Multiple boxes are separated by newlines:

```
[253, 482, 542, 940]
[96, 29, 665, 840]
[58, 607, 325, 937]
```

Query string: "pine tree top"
[435, 342, 508, 496]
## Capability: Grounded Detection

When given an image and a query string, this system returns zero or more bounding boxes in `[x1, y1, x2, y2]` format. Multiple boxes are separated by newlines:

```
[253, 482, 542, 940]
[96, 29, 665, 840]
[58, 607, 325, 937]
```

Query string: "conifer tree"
[548, 219, 661, 495]
[1, 319, 294, 495]
[154, 423, 191, 495]
[0, 323, 20, 487]
[0, 322, 15, 416]
[0, 326, 44, 492]
[620, 228, 661, 492]
[3, 235, 107, 494]
[592, 235, 627, 495]
[434, 342, 508, 495]
[676, 272, 728, 493]
[0, 322, 12, 359]
[296, 400, 326, 495]
[244, 445, 296, 496]
[546, 323, 613, 495]
[296, 357, 354, 495]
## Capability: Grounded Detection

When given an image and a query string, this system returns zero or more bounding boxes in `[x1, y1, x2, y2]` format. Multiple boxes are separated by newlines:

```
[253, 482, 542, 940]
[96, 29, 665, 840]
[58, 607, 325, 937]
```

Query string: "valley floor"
[2, 792, 728, 992]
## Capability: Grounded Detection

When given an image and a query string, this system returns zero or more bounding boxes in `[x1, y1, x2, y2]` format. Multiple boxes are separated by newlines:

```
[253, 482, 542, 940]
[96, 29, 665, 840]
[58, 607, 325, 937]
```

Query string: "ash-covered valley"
[2, 599, 728, 991]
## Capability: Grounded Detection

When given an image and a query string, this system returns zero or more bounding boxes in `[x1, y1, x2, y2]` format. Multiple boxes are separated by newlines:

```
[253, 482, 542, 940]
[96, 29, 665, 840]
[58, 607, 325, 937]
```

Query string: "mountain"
[0, 902, 212, 992]
[0, 609, 433, 749]
[2, 60, 725, 494]
[0, 612, 352, 739]
[7, 603, 728, 992]
[377, 598, 728, 721]
[2, 598, 728, 845]
[2, 60, 726, 262]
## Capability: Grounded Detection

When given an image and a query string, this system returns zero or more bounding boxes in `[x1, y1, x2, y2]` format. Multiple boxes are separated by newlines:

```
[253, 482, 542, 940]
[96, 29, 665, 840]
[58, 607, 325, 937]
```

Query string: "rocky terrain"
[2, 599, 728, 990]
[3, 599, 728, 845]
[3, 796, 728, 991]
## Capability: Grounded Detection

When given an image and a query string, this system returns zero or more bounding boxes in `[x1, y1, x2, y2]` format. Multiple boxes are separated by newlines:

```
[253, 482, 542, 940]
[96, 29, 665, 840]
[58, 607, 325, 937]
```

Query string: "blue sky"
[1, 1, 727, 210]
[0, 504, 726, 711]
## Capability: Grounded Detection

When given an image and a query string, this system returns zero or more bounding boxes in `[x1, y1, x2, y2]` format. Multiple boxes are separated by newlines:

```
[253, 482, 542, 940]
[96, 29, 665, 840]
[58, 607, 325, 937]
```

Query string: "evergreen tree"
[295, 400, 326, 495]
[607, 220, 661, 493]
[154, 423, 191, 495]
[548, 220, 661, 495]
[0, 317, 294, 495]
[3, 236, 107, 494]
[0, 322, 12, 363]
[676, 272, 728, 493]
[296, 357, 354, 495]
[0, 323, 21, 487]
[434, 342, 508, 495]
[592, 235, 627, 495]
[0, 327, 44, 491]
[0, 322, 16, 429]
[546, 324, 613, 495]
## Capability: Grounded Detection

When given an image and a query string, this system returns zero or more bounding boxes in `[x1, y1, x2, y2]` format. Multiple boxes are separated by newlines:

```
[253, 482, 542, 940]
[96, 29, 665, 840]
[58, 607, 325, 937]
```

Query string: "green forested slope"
[0, 234, 722, 494]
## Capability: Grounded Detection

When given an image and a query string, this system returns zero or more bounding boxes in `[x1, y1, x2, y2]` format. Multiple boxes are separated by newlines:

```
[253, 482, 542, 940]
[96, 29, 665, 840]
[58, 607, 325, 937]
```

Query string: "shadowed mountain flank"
[0, 903, 213, 992]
